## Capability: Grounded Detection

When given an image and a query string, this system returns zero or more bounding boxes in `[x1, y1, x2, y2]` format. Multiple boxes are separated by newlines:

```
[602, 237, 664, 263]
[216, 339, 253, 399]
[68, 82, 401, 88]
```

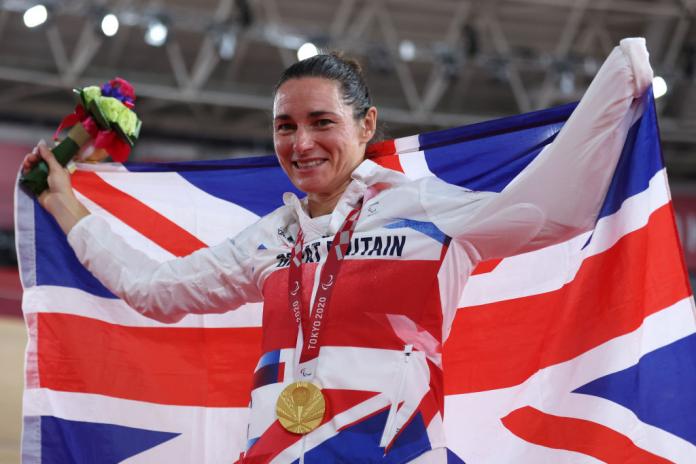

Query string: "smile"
[294, 159, 326, 169]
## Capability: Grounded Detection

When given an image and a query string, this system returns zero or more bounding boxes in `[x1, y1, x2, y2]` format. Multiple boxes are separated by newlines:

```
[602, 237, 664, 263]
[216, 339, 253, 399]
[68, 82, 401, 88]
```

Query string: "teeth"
[296, 160, 324, 169]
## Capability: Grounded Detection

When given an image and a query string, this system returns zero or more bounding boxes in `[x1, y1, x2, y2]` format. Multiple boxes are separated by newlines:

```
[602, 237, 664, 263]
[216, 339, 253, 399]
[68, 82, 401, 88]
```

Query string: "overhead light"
[297, 42, 318, 61]
[144, 18, 168, 47]
[23, 4, 48, 28]
[398, 40, 416, 62]
[218, 31, 237, 60]
[100, 13, 119, 37]
[653, 76, 667, 99]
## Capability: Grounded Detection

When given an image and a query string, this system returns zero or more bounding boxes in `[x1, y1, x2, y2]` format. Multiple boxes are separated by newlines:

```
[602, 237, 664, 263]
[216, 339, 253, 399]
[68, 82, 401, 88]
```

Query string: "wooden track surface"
[0, 316, 25, 463]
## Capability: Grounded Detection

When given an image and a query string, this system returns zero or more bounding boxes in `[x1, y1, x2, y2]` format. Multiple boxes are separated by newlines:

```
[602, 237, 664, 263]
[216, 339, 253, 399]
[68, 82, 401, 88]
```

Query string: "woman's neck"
[307, 180, 351, 218]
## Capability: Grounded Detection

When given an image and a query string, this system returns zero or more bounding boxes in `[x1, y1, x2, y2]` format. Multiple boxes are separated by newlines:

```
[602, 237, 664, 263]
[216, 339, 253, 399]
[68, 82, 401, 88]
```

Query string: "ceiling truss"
[0, 0, 694, 176]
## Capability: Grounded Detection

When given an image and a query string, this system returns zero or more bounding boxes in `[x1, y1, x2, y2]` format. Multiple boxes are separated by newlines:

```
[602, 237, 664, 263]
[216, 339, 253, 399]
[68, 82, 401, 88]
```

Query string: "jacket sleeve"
[67, 214, 263, 323]
[421, 38, 653, 263]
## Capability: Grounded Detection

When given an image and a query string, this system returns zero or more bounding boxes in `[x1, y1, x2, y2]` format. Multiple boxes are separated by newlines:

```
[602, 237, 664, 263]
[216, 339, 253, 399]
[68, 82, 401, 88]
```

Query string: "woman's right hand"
[22, 140, 90, 233]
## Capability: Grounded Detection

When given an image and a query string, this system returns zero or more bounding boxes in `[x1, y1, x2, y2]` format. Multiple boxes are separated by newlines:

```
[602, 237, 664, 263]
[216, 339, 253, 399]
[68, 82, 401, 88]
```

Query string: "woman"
[23, 39, 652, 463]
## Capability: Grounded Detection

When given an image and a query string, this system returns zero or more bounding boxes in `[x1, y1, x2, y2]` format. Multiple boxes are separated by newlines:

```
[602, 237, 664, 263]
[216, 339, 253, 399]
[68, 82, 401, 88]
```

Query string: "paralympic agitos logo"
[321, 275, 334, 290]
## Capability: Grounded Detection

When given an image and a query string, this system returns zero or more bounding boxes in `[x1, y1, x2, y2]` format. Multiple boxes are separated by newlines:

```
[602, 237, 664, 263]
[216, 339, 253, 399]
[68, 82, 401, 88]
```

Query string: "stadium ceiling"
[1, 0, 696, 177]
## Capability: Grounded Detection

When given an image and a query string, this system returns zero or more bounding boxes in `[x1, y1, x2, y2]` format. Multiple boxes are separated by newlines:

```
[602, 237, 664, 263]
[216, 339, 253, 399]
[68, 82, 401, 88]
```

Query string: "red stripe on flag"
[370, 154, 404, 173]
[366, 139, 397, 158]
[444, 203, 692, 394]
[502, 406, 673, 463]
[71, 171, 207, 257]
[471, 258, 503, 275]
[37, 313, 261, 407]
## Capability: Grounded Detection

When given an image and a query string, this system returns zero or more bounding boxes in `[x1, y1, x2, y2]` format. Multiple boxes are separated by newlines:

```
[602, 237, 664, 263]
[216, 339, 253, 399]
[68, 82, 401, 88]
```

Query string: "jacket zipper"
[380, 344, 413, 448]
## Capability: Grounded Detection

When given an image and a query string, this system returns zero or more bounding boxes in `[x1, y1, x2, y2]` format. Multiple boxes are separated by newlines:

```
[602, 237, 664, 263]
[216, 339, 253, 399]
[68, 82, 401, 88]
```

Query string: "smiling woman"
[22, 40, 653, 464]
[272, 55, 377, 217]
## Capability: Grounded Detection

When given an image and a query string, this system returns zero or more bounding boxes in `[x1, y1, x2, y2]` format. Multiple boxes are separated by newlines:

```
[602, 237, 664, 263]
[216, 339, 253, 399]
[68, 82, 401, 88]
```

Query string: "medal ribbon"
[288, 204, 362, 377]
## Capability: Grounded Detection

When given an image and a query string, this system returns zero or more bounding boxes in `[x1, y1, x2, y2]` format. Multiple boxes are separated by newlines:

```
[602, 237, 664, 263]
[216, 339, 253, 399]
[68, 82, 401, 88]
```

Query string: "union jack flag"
[15, 89, 696, 463]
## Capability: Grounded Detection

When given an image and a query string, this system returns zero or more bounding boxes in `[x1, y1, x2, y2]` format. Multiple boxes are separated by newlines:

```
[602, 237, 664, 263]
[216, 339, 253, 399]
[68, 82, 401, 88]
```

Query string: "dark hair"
[273, 52, 373, 119]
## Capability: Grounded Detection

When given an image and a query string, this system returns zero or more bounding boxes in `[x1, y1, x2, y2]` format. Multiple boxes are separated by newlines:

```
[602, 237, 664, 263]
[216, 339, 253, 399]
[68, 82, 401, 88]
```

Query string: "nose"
[293, 126, 314, 154]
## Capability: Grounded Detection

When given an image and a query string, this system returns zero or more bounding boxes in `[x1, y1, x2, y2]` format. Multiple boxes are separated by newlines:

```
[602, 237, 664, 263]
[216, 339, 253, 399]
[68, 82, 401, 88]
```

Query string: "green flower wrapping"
[80, 87, 139, 137]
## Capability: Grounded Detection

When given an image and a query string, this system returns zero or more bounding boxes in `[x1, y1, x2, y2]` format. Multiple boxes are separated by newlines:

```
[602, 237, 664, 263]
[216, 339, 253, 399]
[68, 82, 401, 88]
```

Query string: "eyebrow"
[273, 111, 338, 121]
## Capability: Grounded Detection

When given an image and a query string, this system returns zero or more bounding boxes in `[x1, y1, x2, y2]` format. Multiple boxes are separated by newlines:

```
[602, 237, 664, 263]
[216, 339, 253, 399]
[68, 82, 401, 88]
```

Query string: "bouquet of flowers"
[20, 77, 141, 195]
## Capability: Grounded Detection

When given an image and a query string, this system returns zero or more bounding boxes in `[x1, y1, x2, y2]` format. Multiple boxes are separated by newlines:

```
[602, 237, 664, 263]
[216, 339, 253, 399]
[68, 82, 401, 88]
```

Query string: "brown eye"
[276, 123, 295, 133]
[315, 119, 334, 128]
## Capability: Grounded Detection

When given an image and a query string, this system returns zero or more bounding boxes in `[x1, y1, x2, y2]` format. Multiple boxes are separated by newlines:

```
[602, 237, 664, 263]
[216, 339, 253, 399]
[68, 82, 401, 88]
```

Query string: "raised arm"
[68, 215, 263, 323]
[23, 142, 262, 323]
[423, 38, 653, 262]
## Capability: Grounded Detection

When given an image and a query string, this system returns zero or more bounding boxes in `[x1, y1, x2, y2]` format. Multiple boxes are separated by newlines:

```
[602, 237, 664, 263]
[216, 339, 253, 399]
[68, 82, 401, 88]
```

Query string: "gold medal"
[275, 381, 326, 434]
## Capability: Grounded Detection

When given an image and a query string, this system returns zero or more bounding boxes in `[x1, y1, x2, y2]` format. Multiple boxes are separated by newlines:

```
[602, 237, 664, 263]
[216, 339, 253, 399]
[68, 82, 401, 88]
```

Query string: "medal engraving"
[275, 382, 326, 434]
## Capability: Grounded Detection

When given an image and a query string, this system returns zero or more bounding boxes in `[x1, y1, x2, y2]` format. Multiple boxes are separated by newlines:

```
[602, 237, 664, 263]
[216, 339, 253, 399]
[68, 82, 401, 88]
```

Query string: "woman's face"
[273, 77, 376, 196]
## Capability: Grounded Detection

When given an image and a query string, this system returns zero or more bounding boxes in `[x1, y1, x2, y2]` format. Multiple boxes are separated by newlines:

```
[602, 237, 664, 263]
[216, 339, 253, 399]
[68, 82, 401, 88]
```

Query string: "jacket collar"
[282, 159, 408, 236]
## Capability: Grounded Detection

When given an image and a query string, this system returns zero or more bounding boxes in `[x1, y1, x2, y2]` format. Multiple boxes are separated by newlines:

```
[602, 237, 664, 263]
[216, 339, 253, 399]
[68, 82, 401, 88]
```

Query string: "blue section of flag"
[125, 156, 300, 217]
[296, 408, 431, 464]
[385, 219, 449, 245]
[40, 416, 179, 464]
[574, 332, 696, 446]
[178, 168, 297, 218]
[423, 128, 555, 194]
[252, 363, 283, 389]
[258, 350, 280, 368]
[418, 102, 576, 152]
[421, 104, 574, 193]
[447, 448, 467, 463]
[595, 89, 664, 220]
[252, 350, 283, 389]
[34, 201, 116, 298]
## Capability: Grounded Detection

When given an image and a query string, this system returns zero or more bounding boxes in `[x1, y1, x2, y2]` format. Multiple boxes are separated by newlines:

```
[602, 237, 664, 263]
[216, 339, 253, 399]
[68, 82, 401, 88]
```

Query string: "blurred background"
[2, 0, 696, 461]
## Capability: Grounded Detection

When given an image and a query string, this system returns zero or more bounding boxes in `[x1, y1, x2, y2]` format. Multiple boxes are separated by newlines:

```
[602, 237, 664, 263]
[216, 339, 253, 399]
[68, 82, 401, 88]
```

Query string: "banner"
[16, 91, 696, 463]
